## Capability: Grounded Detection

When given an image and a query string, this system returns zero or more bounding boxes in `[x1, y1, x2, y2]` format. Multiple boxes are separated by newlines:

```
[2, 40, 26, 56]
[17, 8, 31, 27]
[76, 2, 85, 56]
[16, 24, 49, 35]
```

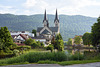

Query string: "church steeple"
[44, 9, 47, 21]
[55, 9, 59, 21]
[54, 9, 59, 27]
[43, 9, 49, 27]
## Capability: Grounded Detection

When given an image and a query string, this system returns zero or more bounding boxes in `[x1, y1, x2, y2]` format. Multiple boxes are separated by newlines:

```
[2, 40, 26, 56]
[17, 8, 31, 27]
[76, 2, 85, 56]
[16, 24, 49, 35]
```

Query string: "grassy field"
[0, 49, 100, 66]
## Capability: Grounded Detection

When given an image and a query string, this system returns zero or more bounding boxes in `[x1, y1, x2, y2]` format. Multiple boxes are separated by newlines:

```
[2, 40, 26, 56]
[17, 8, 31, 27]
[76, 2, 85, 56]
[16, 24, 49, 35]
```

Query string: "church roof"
[41, 29, 50, 34]
[37, 27, 58, 33]
[37, 27, 43, 32]
[49, 27, 58, 32]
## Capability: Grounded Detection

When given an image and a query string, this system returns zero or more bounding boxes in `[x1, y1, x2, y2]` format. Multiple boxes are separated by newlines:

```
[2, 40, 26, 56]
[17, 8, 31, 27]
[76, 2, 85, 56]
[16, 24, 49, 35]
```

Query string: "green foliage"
[0, 27, 13, 44]
[0, 27, 17, 55]
[17, 46, 31, 50]
[74, 36, 82, 45]
[55, 33, 63, 40]
[13, 49, 19, 56]
[0, 52, 67, 64]
[67, 38, 72, 45]
[32, 29, 36, 37]
[31, 41, 44, 48]
[38, 60, 56, 64]
[24, 38, 35, 45]
[46, 44, 54, 52]
[91, 16, 100, 47]
[55, 40, 64, 51]
[58, 60, 100, 66]
[82, 32, 92, 45]
[0, 14, 96, 41]
[54, 33, 64, 51]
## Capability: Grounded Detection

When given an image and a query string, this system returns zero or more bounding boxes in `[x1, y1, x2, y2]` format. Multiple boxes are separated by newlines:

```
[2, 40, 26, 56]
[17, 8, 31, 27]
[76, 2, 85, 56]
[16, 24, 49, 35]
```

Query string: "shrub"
[46, 44, 54, 52]
[13, 49, 19, 56]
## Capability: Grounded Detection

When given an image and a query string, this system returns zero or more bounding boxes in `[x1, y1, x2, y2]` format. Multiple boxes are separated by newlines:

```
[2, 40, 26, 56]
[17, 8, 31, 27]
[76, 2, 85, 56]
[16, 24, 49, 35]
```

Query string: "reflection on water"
[65, 49, 94, 55]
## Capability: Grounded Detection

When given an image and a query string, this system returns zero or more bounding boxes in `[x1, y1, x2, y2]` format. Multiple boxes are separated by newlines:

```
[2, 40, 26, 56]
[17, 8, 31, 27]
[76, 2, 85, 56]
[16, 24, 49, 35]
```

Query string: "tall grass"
[0, 52, 67, 64]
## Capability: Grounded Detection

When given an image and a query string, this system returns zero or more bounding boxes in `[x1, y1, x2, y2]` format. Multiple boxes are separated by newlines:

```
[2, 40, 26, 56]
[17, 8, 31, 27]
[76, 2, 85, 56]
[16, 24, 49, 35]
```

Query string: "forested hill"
[0, 14, 97, 41]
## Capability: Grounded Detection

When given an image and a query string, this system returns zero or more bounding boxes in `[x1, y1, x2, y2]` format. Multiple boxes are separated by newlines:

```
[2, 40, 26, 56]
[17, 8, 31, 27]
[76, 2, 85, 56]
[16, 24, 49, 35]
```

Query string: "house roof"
[19, 34, 29, 40]
[37, 27, 58, 33]
[11, 35, 17, 39]
[31, 35, 46, 39]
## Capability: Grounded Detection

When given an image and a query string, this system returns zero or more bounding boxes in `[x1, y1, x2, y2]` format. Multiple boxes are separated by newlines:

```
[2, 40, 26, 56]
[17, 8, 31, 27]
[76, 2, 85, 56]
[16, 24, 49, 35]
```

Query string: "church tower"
[54, 9, 59, 27]
[43, 10, 49, 27]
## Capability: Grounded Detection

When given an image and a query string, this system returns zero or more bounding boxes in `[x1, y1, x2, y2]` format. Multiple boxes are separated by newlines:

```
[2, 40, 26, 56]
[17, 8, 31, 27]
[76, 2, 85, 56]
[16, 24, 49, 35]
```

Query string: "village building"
[35, 9, 60, 45]
[11, 34, 30, 43]
[72, 35, 83, 46]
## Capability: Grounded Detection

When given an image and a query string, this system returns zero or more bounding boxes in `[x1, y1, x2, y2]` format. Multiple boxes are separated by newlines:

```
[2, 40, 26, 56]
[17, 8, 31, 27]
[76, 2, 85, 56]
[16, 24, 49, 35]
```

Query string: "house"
[35, 9, 60, 45]
[12, 34, 30, 43]
[10, 31, 34, 37]
[72, 35, 83, 46]
[32, 35, 47, 46]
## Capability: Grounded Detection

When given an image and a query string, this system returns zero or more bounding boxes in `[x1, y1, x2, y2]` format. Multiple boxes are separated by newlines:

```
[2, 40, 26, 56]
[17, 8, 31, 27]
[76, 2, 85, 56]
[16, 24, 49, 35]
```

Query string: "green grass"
[38, 60, 57, 64]
[0, 51, 100, 66]
[58, 60, 100, 66]
[0, 52, 67, 65]
[0, 61, 29, 66]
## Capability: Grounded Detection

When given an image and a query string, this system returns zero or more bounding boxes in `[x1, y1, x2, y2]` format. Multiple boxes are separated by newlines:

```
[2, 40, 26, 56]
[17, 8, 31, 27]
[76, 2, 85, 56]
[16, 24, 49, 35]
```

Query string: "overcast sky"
[0, 0, 100, 17]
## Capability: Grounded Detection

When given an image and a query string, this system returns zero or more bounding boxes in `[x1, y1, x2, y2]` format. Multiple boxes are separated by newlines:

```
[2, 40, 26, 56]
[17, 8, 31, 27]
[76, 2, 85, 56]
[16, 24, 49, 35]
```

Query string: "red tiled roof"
[19, 34, 29, 40]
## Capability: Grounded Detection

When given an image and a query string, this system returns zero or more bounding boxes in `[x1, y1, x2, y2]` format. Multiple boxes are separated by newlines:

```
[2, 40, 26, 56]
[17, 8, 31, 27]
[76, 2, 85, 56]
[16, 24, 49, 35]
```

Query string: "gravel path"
[0, 62, 100, 67]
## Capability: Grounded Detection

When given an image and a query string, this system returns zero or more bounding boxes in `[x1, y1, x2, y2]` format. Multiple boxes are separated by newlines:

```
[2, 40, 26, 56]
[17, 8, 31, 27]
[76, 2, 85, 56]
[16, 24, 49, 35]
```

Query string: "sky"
[0, 0, 100, 17]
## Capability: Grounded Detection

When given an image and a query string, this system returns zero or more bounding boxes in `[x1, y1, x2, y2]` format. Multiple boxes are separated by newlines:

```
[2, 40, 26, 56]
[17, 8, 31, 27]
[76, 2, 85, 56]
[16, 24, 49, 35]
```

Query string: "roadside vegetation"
[0, 16, 100, 66]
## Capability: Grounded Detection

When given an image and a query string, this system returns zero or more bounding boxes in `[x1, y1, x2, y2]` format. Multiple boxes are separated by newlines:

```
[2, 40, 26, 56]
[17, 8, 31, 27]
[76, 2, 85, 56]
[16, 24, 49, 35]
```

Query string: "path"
[0, 62, 100, 67]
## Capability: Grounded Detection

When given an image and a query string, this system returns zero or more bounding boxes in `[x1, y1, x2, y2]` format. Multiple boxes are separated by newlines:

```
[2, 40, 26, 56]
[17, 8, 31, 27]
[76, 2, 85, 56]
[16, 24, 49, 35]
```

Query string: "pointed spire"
[55, 9, 58, 20]
[54, 9, 59, 22]
[44, 9, 47, 20]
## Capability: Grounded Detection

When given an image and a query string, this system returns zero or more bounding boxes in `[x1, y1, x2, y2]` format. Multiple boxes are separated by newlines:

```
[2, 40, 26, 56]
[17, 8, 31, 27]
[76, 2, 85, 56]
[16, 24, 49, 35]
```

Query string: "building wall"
[16, 35, 25, 41]
[11, 31, 34, 37]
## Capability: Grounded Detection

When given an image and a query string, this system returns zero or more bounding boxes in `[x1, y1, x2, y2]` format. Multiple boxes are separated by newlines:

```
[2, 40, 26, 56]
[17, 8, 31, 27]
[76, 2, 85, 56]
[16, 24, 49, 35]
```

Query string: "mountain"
[0, 14, 97, 41]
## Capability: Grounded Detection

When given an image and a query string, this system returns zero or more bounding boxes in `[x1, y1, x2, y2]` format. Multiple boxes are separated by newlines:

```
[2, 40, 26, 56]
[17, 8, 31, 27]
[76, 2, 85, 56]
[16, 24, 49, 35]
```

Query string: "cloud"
[23, 0, 37, 8]
[0, 4, 18, 14]
[0, 0, 100, 17]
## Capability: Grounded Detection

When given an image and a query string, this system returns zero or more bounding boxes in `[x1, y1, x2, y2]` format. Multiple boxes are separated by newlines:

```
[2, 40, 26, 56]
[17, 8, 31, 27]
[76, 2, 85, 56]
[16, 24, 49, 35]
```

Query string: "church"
[36, 9, 60, 45]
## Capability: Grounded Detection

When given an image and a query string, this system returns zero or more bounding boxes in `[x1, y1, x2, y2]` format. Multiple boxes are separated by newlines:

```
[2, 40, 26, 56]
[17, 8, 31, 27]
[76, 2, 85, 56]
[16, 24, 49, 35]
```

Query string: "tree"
[91, 16, 100, 47]
[46, 44, 54, 52]
[82, 32, 92, 51]
[24, 38, 35, 45]
[54, 33, 64, 51]
[74, 36, 82, 45]
[32, 29, 36, 37]
[67, 38, 72, 45]
[0, 27, 13, 44]
[0, 27, 16, 53]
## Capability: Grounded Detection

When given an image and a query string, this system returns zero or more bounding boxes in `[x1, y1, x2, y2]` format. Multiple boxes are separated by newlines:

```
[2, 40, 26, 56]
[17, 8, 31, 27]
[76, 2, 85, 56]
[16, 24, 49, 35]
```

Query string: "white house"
[10, 31, 34, 37]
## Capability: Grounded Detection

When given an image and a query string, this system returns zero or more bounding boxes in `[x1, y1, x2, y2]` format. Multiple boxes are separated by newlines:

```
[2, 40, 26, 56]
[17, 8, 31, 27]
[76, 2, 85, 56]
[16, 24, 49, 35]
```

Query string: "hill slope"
[0, 14, 97, 41]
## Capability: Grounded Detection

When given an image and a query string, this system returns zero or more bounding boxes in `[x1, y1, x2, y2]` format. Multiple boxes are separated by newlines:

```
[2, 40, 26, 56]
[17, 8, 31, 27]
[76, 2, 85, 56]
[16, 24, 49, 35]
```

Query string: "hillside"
[0, 14, 97, 41]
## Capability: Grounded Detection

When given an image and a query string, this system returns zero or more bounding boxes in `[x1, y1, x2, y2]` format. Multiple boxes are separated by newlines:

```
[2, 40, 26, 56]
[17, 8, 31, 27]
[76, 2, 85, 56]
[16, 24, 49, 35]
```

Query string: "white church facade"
[35, 9, 60, 45]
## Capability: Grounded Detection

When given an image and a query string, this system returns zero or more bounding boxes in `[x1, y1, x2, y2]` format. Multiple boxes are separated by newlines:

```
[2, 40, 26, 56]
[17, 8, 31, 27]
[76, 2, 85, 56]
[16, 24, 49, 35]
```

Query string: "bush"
[46, 44, 54, 52]
[13, 49, 19, 56]
[71, 52, 84, 60]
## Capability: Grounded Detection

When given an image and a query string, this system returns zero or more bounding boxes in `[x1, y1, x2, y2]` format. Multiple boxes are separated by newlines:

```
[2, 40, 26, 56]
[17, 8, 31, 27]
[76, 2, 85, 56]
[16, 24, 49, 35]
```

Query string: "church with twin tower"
[36, 9, 60, 44]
